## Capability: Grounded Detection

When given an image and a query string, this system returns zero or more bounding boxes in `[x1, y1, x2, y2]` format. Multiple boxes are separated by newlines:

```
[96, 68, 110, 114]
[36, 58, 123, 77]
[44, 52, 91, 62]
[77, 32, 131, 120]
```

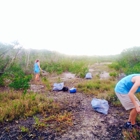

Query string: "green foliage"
[3, 65, 32, 90]
[42, 60, 88, 78]
[69, 62, 88, 78]
[0, 75, 5, 86]
[76, 79, 115, 96]
[124, 63, 140, 75]
[9, 75, 31, 90]
[113, 47, 140, 74]
[109, 72, 118, 78]
[20, 126, 29, 132]
[42, 62, 65, 74]
[108, 62, 120, 71]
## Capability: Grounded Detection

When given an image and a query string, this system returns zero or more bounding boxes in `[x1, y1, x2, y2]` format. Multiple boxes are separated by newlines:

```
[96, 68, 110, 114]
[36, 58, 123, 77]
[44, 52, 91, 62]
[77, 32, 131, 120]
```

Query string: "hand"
[136, 106, 140, 113]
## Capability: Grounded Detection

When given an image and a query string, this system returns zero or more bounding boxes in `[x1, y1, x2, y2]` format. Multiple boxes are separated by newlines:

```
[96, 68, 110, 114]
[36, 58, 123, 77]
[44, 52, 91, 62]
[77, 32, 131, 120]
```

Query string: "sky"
[0, 0, 140, 56]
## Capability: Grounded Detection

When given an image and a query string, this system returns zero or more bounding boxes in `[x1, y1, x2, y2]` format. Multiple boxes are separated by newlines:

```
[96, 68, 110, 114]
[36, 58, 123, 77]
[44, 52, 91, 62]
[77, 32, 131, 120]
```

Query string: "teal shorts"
[34, 69, 40, 74]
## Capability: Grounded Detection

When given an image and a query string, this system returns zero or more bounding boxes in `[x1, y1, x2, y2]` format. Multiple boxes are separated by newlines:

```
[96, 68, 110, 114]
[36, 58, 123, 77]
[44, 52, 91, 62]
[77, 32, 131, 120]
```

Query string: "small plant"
[20, 126, 29, 133]
[42, 111, 73, 134]
[109, 72, 118, 78]
[33, 116, 47, 129]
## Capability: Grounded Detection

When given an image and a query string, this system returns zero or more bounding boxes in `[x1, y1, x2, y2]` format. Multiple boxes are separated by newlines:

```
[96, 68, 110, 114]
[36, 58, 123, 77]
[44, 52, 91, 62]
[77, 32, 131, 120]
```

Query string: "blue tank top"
[34, 63, 40, 73]
[115, 74, 140, 94]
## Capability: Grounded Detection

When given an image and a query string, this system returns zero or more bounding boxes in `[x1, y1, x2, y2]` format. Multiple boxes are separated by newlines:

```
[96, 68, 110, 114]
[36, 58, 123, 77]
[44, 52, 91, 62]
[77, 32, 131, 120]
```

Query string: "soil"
[0, 63, 130, 140]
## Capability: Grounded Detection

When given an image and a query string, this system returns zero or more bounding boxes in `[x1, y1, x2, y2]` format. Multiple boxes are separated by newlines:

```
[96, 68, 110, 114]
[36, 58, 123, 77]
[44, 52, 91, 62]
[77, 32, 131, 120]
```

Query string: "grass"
[0, 89, 74, 136]
[76, 78, 115, 95]
[122, 128, 140, 140]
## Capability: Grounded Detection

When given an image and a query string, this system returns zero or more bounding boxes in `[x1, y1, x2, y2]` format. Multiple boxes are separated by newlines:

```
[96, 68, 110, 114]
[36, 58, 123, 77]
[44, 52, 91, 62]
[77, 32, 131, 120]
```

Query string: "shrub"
[9, 75, 31, 90]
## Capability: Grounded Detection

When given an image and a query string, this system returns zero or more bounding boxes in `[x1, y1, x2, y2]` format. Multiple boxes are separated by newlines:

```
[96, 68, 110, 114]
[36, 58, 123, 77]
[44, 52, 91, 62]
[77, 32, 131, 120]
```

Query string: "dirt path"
[47, 91, 126, 140]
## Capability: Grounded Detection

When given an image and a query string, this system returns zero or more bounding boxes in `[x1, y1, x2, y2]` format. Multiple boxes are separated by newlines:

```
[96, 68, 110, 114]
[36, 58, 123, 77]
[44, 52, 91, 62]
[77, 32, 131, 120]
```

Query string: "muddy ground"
[0, 63, 130, 140]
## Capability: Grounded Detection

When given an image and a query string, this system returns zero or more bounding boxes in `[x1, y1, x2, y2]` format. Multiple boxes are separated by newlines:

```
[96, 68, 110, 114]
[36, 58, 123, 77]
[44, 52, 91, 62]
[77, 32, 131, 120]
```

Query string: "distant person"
[115, 74, 140, 129]
[34, 59, 41, 83]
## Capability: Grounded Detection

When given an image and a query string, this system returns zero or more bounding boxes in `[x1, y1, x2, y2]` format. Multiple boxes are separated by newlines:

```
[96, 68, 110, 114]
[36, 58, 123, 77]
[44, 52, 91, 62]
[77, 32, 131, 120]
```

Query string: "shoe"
[124, 122, 133, 129]
[124, 122, 139, 129]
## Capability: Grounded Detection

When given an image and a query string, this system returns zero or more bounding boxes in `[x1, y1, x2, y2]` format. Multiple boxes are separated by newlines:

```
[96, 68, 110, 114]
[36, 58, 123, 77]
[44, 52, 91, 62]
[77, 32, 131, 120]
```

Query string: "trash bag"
[85, 72, 92, 79]
[91, 98, 109, 115]
[53, 82, 64, 91]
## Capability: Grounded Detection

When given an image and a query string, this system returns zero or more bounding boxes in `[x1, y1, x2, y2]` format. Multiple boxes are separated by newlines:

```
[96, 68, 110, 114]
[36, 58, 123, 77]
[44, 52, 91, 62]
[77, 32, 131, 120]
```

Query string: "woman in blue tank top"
[115, 74, 140, 129]
[34, 59, 41, 83]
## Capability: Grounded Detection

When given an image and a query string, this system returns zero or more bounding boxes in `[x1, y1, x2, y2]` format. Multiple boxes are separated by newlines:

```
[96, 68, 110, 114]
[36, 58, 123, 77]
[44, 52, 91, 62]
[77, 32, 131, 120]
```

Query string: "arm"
[128, 81, 140, 113]
[37, 62, 41, 70]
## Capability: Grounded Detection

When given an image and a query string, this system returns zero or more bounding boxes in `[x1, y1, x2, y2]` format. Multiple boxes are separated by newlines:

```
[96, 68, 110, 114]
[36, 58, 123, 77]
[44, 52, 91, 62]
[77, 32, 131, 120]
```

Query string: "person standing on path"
[34, 59, 41, 83]
[115, 74, 140, 129]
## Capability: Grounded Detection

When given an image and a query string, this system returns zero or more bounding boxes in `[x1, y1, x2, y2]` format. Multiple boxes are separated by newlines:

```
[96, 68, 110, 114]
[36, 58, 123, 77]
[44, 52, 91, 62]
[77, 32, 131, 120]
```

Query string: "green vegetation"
[1, 42, 140, 138]
[0, 42, 117, 77]
[77, 79, 115, 95]
[0, 91, 73, 134]
[109, 46, 140, 75]
[20, 126, 29, 133]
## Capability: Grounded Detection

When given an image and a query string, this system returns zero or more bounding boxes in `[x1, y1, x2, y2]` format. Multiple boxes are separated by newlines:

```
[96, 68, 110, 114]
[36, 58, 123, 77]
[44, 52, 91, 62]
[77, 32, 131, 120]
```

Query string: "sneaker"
[124, 122, 132, 129]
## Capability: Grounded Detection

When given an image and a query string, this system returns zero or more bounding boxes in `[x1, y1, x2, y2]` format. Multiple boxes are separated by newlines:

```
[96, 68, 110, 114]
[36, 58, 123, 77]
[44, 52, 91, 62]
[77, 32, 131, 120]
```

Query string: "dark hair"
[36, 59, 39, 63]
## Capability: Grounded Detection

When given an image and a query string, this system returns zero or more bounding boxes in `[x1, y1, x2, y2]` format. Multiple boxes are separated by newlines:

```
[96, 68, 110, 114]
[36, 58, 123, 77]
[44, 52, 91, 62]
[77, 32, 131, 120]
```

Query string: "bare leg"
[35, 74, 37, 82]
[37, 74, 40, 81]
[128, 108, 137, 125]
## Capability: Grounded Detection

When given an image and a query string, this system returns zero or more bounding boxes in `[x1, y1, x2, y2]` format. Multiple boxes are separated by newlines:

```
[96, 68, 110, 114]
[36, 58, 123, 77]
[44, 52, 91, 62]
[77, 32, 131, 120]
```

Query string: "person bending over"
[115, 74, 140, 128]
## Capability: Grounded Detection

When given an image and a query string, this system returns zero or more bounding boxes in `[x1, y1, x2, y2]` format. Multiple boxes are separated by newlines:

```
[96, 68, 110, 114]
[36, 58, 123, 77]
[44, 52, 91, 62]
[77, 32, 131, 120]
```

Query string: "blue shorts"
[34, 69, 40, 74]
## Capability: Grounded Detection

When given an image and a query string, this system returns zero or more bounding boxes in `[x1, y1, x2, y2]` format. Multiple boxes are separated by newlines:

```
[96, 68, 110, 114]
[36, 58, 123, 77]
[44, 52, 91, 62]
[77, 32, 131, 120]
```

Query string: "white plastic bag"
[53, 82, 64, 91]
[91, 98, 109, 115]
[85, 72, 92, 79]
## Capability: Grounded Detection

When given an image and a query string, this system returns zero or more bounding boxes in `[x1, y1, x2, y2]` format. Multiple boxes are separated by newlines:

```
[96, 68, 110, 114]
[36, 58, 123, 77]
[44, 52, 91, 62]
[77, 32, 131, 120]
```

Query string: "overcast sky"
[0, 0, 140, 56]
